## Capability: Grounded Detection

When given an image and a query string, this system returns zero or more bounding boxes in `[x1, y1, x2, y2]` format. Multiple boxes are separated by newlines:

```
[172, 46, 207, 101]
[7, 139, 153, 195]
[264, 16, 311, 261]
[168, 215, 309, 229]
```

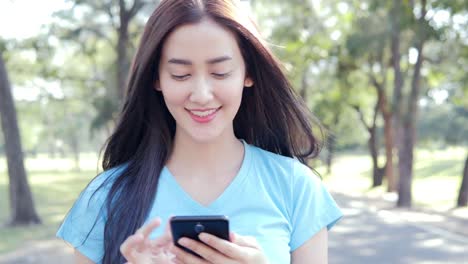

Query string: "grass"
[319, 147, 467, 210]
[0, 153, 99, 254]
[0, 147, 466, 254]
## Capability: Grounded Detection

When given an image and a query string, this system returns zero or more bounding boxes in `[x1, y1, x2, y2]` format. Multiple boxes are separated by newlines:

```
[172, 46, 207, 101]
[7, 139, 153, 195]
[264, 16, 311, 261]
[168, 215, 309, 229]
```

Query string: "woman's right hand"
[120, 218, 178, 264]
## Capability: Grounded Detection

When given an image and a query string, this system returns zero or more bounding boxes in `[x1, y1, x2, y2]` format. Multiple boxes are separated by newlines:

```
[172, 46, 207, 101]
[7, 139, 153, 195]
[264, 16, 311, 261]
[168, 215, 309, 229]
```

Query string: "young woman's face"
[157, 18, 253, 143]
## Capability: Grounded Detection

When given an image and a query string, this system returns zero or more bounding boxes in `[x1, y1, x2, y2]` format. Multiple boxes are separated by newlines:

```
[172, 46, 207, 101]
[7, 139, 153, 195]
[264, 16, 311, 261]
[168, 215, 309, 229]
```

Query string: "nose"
[189, 76, 214, 105]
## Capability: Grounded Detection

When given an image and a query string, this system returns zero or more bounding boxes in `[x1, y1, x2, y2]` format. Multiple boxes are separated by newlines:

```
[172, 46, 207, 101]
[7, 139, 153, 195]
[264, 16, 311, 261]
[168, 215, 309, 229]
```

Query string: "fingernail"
[178, 238, 188, 246]
[199, 233, 209, 242]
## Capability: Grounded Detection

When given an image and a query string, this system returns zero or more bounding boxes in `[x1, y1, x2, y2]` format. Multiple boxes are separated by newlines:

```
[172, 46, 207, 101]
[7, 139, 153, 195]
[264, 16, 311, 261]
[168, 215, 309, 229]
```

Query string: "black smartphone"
[170, 215, 230, 257]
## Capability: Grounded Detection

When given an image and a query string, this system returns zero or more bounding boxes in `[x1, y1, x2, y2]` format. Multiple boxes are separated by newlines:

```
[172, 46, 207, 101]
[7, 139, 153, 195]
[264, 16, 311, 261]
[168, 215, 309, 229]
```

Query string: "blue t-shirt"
[57, 140, 342, 263]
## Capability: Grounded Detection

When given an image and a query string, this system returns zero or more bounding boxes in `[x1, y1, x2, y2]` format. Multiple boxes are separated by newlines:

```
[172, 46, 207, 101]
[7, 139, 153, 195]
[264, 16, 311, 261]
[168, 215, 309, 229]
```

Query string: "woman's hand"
[120, 218, 177, 264]
[171, 232, 268, 264]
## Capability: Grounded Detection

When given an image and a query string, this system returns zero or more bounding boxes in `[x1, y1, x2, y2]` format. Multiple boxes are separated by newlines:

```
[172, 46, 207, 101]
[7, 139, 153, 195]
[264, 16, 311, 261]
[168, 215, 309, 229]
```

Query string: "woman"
[57, 0, 342, 263]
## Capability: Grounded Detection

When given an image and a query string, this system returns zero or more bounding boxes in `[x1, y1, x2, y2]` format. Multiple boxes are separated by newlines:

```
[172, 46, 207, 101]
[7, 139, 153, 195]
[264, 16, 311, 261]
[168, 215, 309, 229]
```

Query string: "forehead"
[161, 18, 242, 62]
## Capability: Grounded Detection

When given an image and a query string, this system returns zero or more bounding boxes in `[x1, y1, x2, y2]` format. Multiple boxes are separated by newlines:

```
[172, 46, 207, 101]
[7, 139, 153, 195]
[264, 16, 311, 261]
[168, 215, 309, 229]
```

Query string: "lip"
[186, 107, 221, 123]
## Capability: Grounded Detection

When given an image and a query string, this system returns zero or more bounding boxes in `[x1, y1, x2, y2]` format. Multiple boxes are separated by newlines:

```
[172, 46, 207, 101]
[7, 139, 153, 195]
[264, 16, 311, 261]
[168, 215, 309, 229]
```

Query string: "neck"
[167, 132, 244, 180]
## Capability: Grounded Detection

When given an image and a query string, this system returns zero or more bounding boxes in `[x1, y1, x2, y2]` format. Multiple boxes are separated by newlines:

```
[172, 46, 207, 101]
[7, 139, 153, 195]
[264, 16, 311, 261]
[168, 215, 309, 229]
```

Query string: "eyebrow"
[167, 56, 232, 65]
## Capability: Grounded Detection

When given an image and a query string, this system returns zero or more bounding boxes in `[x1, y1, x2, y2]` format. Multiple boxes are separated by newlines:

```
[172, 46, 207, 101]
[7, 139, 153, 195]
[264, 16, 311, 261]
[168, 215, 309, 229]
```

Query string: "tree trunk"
[326, 113, 341, 174]
[391, 0, 404, 152]
[397, 0, 427, 208]
[456, 154, 468, 207]
[370, 47, 396, 192]
[326, 134, 335, 175]
[390, 0, 404, 198]
[374, 77, 396, 192]
[368, 100, 381, 187]
[396, 122, 413, 207]
[0, 53, 41, 225]
[352, 102, 382, 187]
[117, 0, 146, 101]
[117, 0, 131, 101]
[382, 109, 396, 192]
[369, 126, 383, 187]
[70, 130, 80, 172]
[397, 46, 423, 207]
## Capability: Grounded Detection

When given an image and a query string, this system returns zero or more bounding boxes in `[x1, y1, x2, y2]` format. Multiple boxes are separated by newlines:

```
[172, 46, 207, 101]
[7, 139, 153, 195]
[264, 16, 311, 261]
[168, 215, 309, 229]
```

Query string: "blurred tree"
[252, 0, 363, 171]
[396, 0, 430, 207]
[394, 0, 466, 207]
[344, 2, 396, 190]
[386, 0, 450, 207]
[0, 48, 41, 226]
[418, 104, 468, 146]
[253, 0, 467, 208]
[457, 154, 468, 207]
[52, 0, 154, 132]
[4, 34, 104, 167]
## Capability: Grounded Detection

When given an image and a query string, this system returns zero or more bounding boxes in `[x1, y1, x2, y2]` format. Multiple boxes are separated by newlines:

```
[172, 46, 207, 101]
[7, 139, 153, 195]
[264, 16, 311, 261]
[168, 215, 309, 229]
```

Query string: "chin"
[188, 133, 223, 144]
[176, 122, 234, 144]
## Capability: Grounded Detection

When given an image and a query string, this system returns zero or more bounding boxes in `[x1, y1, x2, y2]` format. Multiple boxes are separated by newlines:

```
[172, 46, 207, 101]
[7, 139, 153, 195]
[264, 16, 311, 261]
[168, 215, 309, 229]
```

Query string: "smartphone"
[170, 215, 230, 257]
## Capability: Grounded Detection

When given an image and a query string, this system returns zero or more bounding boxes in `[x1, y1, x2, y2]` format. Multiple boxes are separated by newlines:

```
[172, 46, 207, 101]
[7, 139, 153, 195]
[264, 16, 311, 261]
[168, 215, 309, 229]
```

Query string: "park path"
[1, 192, 467, 264]
[329, 192, 468, 264]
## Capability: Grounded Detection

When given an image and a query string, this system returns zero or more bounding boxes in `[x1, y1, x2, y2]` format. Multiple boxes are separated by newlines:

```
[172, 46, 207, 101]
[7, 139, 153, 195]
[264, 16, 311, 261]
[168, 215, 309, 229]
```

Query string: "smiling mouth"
[186, 107, 221, 117]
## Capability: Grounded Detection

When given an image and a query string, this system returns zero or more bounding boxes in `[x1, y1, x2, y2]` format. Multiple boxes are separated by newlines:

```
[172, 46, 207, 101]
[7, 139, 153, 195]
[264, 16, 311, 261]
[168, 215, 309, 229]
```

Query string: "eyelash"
[171, 72, 231, 81]
[171, 74, 190, 81]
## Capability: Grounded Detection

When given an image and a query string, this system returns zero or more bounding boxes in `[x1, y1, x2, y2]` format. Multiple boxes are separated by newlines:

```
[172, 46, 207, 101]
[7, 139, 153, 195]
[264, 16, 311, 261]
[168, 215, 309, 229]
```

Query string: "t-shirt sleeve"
[56, 169, 119, 263]
[289, 161, 343, 251]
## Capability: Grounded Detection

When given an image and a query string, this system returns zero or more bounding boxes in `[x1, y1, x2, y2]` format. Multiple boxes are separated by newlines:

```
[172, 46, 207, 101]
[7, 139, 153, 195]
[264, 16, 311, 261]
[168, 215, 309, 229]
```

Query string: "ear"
[244, 77, 254, 87]
[154, 80, 161, 91]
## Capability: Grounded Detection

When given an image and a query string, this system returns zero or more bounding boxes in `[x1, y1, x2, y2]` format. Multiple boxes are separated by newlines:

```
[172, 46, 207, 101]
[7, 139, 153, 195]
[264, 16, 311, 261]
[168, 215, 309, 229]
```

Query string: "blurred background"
[0, 0, 467, 263]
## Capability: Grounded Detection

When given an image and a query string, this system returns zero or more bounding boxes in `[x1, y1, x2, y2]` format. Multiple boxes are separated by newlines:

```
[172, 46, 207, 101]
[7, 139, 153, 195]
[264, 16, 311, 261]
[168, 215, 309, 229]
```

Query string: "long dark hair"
[96, 0, 323, 262]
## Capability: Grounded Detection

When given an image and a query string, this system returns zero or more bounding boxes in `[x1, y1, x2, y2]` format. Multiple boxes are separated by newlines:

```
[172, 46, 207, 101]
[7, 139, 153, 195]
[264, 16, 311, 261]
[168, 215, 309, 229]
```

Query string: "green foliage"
[50, 0, 149, 132]
[2, 0, 466, 158]
[418, 103, 468, 146]
[90, 96, 118, 133]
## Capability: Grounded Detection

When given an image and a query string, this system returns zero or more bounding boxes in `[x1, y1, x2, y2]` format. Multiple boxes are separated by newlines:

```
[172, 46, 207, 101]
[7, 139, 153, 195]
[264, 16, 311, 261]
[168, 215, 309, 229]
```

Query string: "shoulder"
[79, 164, 128, 204]
[88, 165, 127, 190]
[247, 143, 319, 184]
[58, 164, 128, 233]
[56, 166, 127, 264]
[248, 144, 295, 172]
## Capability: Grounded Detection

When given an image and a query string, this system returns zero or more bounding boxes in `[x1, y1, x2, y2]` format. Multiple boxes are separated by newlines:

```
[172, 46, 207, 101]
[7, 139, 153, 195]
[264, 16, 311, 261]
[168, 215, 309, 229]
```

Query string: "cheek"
[159, 81, 188, 107]
[162, 89, 187, 106]
[216, 78, 245, 102]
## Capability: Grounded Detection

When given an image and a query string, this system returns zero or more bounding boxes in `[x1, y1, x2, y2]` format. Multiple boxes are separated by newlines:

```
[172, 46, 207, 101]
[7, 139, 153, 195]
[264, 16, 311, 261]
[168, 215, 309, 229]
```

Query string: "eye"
[171, 74, 190, 81]
[212, 72, 231, 79]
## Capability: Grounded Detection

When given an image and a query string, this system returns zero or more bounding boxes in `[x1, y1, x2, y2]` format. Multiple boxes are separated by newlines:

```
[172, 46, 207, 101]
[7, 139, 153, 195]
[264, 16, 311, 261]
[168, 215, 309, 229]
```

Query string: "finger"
[150, 251, 177, 263]
[231, 233, 259, 248]
[120, 233, 144, 260]
[172, 257, 184, 264]
[151, 235, 172, 248]
[164, 218, 173, 240]
[136, 217, 161, 238]
[199, 233, 245, 259]
[150, 219, 173, 248]
[179, 237, 231, 263]
[229, 231, 236, 242]
[171, 244, 209, 264]
[198, 233, 243, 260]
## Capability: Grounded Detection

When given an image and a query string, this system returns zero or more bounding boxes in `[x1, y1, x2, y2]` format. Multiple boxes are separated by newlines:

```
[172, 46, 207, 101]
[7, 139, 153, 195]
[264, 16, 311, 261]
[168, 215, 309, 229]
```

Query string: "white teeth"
[190, 109, 217, 117]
